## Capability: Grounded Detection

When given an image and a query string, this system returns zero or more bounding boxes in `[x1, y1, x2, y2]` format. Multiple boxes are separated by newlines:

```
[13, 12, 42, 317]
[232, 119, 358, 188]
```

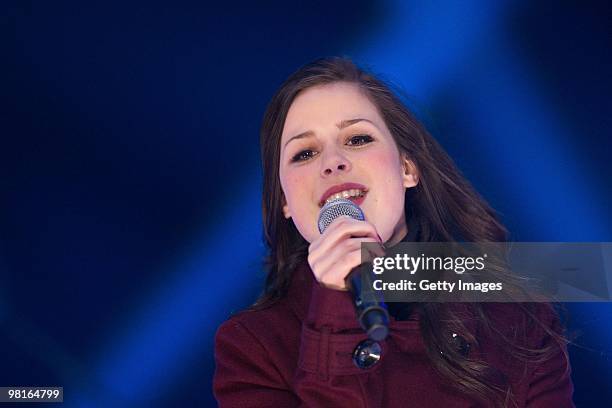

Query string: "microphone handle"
[346, 262, 390, 341]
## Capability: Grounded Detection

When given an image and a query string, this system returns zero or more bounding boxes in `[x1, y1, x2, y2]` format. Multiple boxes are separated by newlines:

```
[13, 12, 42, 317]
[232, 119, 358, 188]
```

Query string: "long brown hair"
[257, 56, 569, 407]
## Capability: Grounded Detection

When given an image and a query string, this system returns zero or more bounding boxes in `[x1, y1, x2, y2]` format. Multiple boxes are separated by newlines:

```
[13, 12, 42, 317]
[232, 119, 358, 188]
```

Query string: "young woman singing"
[213, 57, 574, 407]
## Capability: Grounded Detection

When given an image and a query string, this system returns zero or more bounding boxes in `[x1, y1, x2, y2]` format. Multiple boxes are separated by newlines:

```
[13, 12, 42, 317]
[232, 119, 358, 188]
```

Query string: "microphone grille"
[317, 198, 365, 234]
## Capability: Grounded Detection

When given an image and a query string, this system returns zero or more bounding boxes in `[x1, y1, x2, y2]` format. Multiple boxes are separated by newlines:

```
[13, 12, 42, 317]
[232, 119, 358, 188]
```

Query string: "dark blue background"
[1, 1, 611, 406]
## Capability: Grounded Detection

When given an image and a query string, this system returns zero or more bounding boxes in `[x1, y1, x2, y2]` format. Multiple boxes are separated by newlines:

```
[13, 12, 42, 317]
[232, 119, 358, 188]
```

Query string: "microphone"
[318, 198, 390, 341]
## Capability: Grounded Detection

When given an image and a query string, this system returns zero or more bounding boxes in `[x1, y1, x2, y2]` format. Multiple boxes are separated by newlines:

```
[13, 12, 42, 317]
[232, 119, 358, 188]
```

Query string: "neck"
[387, 212, 408, 247]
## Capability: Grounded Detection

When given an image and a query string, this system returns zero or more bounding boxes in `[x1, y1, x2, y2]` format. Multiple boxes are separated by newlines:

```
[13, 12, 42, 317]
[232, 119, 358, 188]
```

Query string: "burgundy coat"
[214, 262, 574, 407]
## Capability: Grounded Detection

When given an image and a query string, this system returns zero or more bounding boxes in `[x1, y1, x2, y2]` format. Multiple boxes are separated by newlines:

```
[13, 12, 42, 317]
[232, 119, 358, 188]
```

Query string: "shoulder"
[466, 303, 572, 400]
[215, 296, 302, 357]
[475, 303, 571, 388]
[213, 298, 307, 405]
[480, 302, 564, 343]
[474, 303, 567, 361]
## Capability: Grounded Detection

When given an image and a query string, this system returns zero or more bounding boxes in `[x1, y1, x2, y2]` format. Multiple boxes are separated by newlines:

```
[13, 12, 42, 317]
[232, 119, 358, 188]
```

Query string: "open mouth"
[319, 188, 368, 208]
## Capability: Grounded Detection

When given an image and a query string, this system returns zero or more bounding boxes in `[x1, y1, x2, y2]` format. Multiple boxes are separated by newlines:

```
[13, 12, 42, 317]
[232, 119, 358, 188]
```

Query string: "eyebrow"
[283, 118, 377, 149]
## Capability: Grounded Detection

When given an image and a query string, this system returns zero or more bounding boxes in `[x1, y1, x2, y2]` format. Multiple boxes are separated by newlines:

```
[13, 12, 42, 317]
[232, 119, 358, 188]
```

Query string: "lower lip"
[349, 195, 366, 207]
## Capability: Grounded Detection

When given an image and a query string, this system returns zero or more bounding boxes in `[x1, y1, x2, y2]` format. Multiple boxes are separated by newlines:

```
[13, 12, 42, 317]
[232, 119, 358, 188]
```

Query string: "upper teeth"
[324, 189, 365, 205]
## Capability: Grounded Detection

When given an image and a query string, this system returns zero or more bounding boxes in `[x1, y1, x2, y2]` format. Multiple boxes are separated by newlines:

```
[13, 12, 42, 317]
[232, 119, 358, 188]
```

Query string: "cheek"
[362, 148, 406, 237]
[366, 148, 405, 189]
[280, 168, 320, 242]
[282, 171, 309, 204]
[367, 141, 401, 167]
[280, 167, 316, 223]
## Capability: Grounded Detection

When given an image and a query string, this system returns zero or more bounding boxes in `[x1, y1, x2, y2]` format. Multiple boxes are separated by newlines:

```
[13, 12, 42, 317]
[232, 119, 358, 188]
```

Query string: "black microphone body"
[318, 198, 390, 341]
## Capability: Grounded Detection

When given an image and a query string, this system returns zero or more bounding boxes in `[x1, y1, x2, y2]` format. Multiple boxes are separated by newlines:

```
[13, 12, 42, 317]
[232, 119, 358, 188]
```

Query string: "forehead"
[281, 82, 383, 141]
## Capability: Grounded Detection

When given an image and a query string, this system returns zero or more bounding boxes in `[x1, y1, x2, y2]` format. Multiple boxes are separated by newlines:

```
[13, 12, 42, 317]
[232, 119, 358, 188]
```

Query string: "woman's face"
[279, 82, 418, 244]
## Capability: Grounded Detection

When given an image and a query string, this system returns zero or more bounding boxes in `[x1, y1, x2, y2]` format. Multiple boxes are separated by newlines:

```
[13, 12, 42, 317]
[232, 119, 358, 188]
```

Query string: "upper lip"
[319, 182, 368, 207]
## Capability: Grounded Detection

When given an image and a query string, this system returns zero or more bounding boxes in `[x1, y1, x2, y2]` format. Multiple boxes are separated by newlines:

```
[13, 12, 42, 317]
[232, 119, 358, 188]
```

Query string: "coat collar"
[287, 260, 313, 322]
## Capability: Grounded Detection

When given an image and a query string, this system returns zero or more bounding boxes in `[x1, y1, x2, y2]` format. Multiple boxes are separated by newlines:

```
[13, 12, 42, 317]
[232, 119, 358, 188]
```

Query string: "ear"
[282, 196, 292, 219]
[402, 156, 419, 188]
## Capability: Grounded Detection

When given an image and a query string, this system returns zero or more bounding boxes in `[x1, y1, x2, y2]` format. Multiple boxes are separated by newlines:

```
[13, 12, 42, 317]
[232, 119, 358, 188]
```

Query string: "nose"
[320, 147, 351, 177]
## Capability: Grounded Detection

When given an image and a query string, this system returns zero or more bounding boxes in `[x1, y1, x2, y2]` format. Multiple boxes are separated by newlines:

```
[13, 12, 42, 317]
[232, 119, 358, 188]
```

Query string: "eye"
[346, 134, 374, 146]
[291, 149, 318, 163]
